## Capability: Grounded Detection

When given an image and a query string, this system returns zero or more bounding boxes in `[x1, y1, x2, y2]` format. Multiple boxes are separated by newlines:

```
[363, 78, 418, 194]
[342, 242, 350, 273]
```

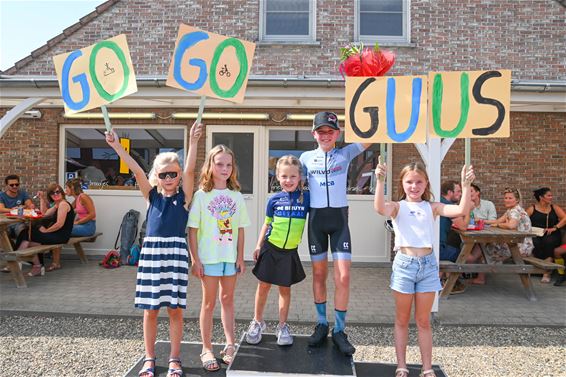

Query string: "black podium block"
[124, 339, 447, 377]
[228, 333, 355, 376]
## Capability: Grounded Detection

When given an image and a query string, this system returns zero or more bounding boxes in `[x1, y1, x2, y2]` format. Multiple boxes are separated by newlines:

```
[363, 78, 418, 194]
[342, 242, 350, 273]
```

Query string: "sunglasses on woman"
[157, 171, 179, 180]
[50, 190, 63, 196]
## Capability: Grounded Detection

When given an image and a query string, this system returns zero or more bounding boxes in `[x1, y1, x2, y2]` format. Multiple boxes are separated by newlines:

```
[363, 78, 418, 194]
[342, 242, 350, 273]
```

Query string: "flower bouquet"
[339, 42, 395, 77]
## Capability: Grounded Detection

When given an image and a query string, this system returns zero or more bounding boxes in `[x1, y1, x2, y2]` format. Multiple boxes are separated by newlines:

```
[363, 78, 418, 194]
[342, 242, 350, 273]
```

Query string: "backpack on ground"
[100, 249, 121, 269]
[115, 209, 141, 264]
[127, 244, 141, 266]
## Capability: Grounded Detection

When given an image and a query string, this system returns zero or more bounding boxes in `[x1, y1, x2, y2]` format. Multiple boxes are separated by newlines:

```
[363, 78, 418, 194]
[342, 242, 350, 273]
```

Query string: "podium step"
[228, 333, 355, 376]
[123, 339, 447, 377]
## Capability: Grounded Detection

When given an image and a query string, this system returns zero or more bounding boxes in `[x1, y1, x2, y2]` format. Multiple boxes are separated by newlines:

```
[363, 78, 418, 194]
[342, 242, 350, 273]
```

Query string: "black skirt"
[252, 241, 306, 287]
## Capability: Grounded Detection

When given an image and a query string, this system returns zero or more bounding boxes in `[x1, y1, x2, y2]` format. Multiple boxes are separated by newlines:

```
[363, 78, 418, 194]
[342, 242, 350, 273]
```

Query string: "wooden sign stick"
[101, 105, 112, 132]
[196, 95, 206, 124]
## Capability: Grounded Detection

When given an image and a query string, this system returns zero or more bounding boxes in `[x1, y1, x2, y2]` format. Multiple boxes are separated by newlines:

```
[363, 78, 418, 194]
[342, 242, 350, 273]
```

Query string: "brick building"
[1, 0, 565, 261]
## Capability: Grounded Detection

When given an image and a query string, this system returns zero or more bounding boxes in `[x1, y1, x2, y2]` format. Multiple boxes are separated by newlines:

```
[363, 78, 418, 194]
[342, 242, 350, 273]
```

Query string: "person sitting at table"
[525, 187, 566, 283]
[65, 178, 96, 237]
[17, 183, 75, 276]
[0, 174, 35, 242]
[484, 187, 534, 263]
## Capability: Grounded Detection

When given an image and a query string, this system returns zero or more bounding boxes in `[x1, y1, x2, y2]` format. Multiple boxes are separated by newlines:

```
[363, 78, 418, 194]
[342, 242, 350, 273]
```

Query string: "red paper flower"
[339, 43, 395, 77]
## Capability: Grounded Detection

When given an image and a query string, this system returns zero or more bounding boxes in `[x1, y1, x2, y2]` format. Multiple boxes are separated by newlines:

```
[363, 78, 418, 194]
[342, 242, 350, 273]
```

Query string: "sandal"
[138, 357, 156, 377]
[27, 265, 45, 277]
[167, 358, 184, 377]
[420, 369, 436, 377]
[199, 350, 220, 372]
[47, 263, 61, 272]
[220, 344, 236, 365]
[395, 367, 409, 377]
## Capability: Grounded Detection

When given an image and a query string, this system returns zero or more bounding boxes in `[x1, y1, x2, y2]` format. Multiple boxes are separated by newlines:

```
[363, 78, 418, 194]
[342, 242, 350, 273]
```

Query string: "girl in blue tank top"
[106, 122, 202, 377]
[374, 160, 475, 377]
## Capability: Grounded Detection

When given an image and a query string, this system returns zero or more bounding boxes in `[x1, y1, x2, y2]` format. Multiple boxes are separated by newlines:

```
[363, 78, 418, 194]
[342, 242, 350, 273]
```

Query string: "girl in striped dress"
[106, 122, 202, 377]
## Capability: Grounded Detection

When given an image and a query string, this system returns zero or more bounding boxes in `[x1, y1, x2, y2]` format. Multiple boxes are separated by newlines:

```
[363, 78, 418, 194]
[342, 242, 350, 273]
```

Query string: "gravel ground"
[0, 314, 564, 377]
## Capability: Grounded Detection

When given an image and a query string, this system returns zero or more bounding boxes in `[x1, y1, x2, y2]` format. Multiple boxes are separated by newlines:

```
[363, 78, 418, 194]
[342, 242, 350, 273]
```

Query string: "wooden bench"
[0, 244, 63, 288]
[522, 256, 565, 272]
[65, 232, 102, 264]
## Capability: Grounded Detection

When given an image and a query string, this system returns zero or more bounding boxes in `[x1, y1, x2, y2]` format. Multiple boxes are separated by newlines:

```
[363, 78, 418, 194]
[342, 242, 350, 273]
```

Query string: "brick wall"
[7, 0, 566, 80]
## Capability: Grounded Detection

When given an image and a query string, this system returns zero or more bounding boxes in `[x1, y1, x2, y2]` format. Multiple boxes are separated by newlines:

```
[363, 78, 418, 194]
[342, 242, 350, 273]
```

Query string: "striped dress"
[135, 187, 190, 310]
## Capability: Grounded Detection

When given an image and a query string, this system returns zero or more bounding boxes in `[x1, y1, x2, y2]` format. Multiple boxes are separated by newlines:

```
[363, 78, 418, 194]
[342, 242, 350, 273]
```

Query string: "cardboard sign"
[166, 24, 256, 103]
[345, 70, 511, 143]
[345, 75, 428, 143]
[428, 70, 510, 138]
[53, 34, 137, 114]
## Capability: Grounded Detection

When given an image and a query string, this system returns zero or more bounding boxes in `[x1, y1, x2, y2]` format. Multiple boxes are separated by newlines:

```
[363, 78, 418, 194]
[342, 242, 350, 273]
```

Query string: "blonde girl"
[374, 161, 474, 377]
[106, 122, 202, 377]
[245, 155, 310, 347]
[188, 144, 250, 372]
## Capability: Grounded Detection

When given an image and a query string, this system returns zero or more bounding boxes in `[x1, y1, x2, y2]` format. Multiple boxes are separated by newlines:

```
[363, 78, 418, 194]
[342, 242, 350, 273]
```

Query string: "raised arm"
[435, 165, 475, 218]
[182, 122, 203, 206]
[373, 157, 399, 217]
[105, 130, 152, 199]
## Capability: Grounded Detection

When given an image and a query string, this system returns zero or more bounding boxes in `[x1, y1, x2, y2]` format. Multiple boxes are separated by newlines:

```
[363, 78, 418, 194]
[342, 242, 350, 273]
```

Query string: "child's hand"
[105, 130, 120, 147]
[461, 165, 475, 186]
[375, 155, 386, 181]
[190, 122, 204, 143]
[191, 259, 204, 279]
[236, 258, 245, 275]
[252, 248, 260, 262]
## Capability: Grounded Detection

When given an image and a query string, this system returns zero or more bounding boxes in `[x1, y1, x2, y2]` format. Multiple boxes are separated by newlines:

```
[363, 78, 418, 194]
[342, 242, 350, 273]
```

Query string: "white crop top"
[392, 200, 435, 249]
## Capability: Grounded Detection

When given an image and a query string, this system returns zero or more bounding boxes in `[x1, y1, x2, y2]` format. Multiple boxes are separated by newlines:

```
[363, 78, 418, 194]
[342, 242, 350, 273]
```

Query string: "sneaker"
[450, 280, 466, 295]
[331, 329, 356, 355]
[308, 323, 329, 347]
[245, 319, 266, 345]
[276, 322, 293, 346]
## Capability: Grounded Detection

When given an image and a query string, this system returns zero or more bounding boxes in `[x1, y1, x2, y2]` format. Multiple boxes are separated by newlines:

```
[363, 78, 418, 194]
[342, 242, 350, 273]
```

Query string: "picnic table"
[0, 215, 62, 288]
[440, 226, 552, 301]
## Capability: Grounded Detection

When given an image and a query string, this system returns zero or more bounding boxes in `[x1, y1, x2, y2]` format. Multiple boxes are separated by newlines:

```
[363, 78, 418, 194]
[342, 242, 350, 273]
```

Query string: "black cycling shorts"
[308, 207, 352, 261]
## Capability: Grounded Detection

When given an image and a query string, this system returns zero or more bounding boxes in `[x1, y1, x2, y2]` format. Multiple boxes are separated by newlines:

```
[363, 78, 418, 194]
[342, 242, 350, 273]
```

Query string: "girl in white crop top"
[373, 160, 474, 377]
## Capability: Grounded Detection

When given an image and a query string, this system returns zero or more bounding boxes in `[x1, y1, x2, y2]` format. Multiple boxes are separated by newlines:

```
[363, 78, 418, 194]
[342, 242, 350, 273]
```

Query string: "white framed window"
[260, 0, 315, 42]
[60, 125, 187, 190]
[355, 0, 410, 44]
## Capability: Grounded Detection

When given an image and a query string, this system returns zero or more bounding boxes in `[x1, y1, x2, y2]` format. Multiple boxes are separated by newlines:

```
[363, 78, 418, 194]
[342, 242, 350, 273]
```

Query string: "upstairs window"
[260, 0, 315, 42]
[356, 0, 410, 44]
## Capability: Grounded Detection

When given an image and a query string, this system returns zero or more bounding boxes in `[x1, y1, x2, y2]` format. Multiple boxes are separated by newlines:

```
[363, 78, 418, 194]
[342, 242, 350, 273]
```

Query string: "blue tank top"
[146, 187, 189, 238]
[300, 143, 365, 208]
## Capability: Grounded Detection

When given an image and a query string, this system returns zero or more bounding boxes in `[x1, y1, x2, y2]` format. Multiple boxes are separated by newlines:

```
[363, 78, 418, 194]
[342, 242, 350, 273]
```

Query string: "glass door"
[207, 126, 261, 260]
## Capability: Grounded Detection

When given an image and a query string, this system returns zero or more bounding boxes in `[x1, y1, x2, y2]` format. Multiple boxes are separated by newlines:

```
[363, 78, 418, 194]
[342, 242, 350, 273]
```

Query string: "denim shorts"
[203, 262, 237, 277]
[390, 252, 442, 294]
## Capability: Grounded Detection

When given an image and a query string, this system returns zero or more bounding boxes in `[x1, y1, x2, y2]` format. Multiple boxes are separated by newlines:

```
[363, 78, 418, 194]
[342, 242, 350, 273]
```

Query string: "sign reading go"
[166, 24, 256, 103]
[345, 69, 510, 143]
[53, 34, 137, 114]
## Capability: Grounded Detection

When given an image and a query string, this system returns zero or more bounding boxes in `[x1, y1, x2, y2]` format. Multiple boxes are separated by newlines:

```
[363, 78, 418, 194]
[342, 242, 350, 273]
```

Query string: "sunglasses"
[157, 171, 179, 180]
[8, 183, 20, 187]
[50, 190, 63, 196]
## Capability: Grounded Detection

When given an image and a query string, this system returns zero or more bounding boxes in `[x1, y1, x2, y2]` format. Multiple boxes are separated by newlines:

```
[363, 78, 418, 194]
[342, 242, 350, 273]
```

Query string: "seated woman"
[484, 187, 534, 263]
[526, 187, 566, 283]
[65, 178, 96, 237]
[17, 183, 75, 276]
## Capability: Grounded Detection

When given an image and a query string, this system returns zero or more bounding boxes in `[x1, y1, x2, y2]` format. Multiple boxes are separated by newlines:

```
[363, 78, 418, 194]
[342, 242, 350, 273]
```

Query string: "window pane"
[360, 13, 403, 36]
[64, 127, 184, 189]
[268, 129, 383, 195]
[360, 0, 402, 12]
[266, 13, 309, 35]
[266, 0, 309, 11]
[212, 133, 254, 194]
[268, 130, 314, 193]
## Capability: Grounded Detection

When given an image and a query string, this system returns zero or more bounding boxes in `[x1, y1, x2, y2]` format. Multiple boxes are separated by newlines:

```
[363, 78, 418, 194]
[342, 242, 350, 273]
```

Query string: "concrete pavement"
[1, 259, 564, 327]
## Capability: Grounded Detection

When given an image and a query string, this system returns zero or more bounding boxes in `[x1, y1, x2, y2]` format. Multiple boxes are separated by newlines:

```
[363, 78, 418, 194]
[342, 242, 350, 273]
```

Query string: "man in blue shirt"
[0, 175, 35, 245]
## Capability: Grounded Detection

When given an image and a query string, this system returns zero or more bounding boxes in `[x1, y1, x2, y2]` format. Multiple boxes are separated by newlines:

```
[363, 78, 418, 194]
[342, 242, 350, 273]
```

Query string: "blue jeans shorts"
[390, 252, 442, 294]
[203, 262, 237, 277]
